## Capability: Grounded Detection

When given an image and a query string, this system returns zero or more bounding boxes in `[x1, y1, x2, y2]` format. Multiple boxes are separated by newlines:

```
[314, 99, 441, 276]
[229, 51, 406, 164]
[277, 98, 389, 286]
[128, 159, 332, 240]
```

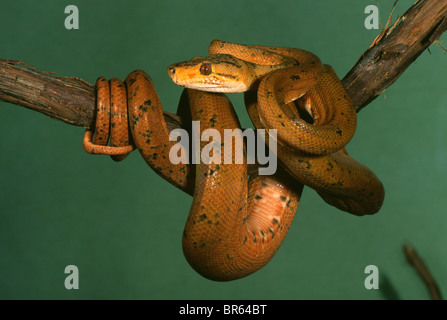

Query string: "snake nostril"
[168, 67, 176, 75]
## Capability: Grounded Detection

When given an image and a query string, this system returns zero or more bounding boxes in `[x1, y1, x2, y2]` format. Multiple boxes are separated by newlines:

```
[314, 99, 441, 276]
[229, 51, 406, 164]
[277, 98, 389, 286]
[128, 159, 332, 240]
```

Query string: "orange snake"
[83, 40, 384, 281]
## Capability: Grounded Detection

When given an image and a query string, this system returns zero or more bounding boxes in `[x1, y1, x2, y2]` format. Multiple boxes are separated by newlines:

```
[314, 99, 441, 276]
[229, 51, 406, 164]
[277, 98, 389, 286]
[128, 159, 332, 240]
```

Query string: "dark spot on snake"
[298, 159, 312, 169]
[280, 195, 287, 202]
[281, 122, 285, 127]
[290, 75, 301, 80]
[154, 165, 164, 172]
[214, 58, 242, 69]
[272, 218, 279, 224]
[207, 220, 213, 225]
[200, 242, 206, 248]
[209, 114, 218, 127]
[243, 236, 247, 245]
[215, 221, 219, 226]
[226, 254, 232, 260]
[152, 153, 158, 160]
[336, 127, 343, 135]
[216, 72, 237, 79]
[255, 194, 263, 200]
[261, 182, 268, 187]
[142, 130, 153, 139]
[286, 199, 291, 207]
[268, 227, 275, 239]
[198, 214, 207, 222]
[138, 104, 148, 113]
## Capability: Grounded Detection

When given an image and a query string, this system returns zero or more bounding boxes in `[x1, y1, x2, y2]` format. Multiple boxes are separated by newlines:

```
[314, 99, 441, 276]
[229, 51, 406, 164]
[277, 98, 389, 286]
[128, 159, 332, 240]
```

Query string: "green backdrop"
[0, 0, 446, 300]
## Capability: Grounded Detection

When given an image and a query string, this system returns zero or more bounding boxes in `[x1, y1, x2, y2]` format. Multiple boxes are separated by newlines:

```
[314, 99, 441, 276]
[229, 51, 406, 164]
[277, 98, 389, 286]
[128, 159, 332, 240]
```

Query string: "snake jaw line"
[168, 68, 248, 93]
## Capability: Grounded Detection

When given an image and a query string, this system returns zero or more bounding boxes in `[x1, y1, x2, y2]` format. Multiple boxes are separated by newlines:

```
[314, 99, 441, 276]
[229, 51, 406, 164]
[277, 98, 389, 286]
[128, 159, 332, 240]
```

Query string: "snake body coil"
[83, 40, 384, 281]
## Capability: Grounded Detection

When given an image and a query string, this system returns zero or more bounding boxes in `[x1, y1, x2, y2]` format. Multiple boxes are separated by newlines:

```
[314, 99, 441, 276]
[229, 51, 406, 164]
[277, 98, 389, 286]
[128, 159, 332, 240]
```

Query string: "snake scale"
[83, 40, 384, 281]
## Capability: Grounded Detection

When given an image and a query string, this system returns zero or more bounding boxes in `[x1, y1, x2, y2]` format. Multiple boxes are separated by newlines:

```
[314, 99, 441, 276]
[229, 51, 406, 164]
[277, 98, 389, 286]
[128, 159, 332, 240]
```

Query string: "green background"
[0, 0, 446, 300]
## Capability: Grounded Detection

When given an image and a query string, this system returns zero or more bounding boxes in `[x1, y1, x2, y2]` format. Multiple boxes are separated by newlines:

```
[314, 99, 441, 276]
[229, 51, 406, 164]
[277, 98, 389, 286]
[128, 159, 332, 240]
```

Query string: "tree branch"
[0, 0, 446, 128]
[0, 60, 183, 131]
[403, 245, 443, 300]
[343, 0, 447, 111]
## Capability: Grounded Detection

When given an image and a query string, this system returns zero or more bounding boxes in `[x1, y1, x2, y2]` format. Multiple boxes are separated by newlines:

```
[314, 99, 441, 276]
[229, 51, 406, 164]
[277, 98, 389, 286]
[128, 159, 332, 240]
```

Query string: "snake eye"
[200, 63, 212, 76]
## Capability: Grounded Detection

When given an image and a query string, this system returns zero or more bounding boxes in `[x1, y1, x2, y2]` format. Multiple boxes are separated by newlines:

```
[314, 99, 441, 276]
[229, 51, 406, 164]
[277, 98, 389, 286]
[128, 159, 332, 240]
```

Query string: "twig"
[403, 245, 443, 300]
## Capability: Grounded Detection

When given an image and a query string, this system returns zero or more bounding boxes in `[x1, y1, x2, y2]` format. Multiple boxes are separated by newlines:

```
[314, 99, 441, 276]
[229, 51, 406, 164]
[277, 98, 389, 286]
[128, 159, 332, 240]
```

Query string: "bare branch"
[403, 245, 443, 300]
[342, 0, 447, 111]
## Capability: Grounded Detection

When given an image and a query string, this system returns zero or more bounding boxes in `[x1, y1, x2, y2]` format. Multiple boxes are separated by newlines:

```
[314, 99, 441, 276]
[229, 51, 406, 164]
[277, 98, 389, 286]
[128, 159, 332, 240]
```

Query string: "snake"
[82, 40, 384, 281]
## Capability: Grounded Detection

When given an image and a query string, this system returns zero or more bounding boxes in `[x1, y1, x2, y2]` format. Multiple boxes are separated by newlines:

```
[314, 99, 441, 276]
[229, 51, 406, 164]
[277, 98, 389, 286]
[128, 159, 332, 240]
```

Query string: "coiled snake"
[83, 40, 384, 281]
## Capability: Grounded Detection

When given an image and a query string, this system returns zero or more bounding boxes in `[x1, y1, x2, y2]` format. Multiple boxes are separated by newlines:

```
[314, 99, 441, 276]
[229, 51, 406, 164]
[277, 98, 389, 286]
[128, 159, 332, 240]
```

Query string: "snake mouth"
[168, 69, 242, 93]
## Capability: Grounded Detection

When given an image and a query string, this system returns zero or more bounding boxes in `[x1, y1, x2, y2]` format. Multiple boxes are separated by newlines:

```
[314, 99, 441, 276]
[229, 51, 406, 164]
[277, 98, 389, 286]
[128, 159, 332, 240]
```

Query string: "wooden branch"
[403, 245, 443, 300]
[343, 0, 447, 111]
[0, 0, 446, 128]
[0, 60, 183, 131]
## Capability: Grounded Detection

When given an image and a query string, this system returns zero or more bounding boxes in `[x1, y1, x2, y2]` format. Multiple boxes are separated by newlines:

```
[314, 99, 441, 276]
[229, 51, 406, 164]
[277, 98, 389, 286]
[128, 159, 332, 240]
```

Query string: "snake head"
[167, 54, 252, 93]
